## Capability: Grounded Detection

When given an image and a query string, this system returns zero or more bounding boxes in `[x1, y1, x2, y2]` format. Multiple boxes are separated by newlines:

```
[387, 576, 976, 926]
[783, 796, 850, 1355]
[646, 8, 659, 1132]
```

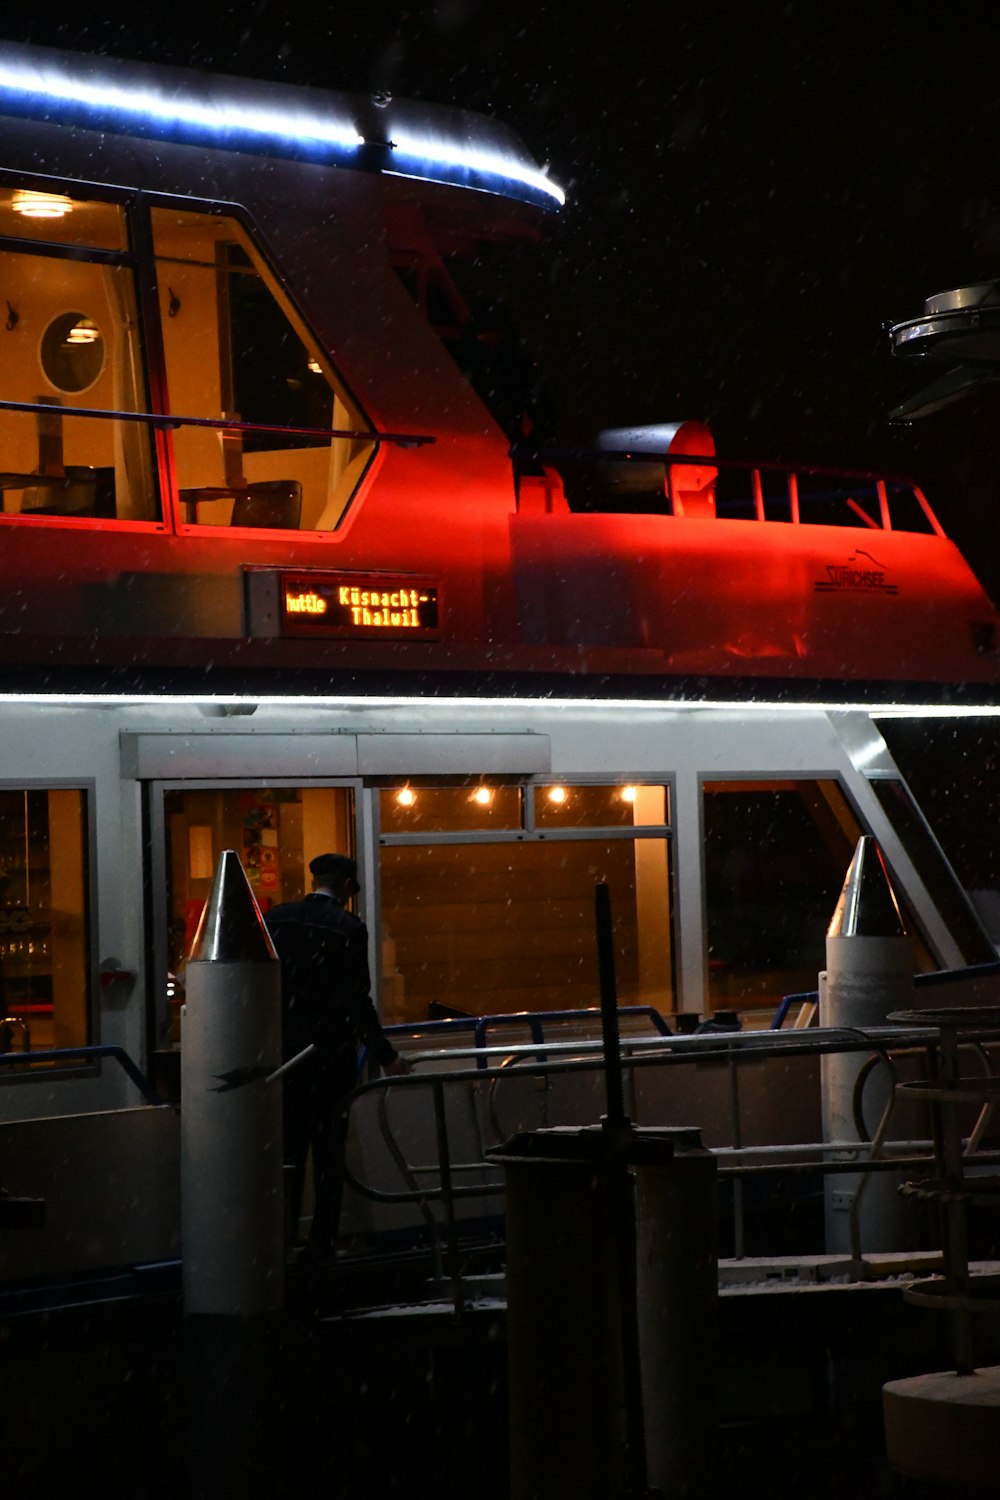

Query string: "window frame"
[374, 774, 676, 1022]
[140, 189, 377, 537]
[0, 775, 99, 1085]
[0, 169, 378, 537]
[146, 776, 364, 1053]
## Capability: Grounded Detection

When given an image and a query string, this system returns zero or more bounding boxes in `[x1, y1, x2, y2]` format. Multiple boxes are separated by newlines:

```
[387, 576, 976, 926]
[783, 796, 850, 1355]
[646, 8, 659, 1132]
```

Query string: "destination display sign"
[278, 571, 440, 637]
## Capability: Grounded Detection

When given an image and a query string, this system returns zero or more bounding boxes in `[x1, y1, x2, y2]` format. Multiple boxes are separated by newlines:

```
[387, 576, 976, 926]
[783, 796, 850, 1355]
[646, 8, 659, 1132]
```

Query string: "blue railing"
[771, 959, 1000, 1030]
[0, 1044, 163, 1106]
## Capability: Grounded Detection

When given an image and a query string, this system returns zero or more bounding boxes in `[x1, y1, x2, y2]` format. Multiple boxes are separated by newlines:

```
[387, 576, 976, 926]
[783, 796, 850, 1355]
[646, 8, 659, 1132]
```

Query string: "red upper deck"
[0, 43, 992, 702]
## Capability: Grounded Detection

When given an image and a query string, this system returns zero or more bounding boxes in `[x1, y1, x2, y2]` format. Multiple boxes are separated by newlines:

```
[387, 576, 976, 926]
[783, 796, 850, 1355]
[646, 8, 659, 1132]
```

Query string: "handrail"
[528, 444, 943, 536]
[346, 1026, 937, 1214]
[0, 1044, 162, 1105]
[344, 1021, 1000, 1313]
[383, 1004, 672, 1070]
[0, 396, 434, 449]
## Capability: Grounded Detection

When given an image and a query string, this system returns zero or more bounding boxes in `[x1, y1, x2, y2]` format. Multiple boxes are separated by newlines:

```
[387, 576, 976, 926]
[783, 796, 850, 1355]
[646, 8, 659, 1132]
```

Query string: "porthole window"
[39, 311, 105, 393]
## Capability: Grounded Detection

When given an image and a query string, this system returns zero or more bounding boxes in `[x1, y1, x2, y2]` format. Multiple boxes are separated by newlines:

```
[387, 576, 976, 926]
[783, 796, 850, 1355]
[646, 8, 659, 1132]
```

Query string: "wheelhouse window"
[378, 781, 673, 1025]
[0, 186, 155, 523]
[0, 788, 91, 1057]
[151, 207, 375, 532]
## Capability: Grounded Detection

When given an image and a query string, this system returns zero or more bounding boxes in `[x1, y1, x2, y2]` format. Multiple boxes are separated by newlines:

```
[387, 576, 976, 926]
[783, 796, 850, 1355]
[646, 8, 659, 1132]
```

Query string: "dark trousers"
[283, 1049, 356, 1250]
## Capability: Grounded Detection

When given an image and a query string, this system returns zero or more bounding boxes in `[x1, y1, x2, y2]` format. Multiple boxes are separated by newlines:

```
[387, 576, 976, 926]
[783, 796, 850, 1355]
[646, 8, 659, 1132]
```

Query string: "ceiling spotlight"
[12, 189, 73, 219]
[471, 786, 493, 806]
[546, 785, 568, 805]
[620, 785, 638, 803]
[395, 786, 416, 807]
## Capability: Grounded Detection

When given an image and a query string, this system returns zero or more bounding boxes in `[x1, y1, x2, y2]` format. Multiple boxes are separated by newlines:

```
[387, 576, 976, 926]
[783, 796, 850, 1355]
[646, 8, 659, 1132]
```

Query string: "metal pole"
[594, 880, 651, 1499]
[432, 1077, 465, 1316]
[595, 881, 626, 1138]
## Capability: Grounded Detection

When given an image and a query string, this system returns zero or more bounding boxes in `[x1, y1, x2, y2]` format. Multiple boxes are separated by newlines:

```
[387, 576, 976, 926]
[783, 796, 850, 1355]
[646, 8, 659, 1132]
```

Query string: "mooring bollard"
[180, 849, 283, 1317]
[820, 835, 913, 1254]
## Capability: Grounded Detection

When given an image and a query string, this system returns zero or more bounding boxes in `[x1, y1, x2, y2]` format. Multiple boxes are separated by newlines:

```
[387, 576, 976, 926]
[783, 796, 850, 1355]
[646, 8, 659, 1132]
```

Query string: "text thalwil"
[284, 585, 428, 627]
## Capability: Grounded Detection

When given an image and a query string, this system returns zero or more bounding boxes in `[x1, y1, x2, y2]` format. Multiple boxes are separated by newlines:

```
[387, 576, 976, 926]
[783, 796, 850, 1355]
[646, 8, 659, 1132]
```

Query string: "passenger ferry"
[0, 41, 998, 1282]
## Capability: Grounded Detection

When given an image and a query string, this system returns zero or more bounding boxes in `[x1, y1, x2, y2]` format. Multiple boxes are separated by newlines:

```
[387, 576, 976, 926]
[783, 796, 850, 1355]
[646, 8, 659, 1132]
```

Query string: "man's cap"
[309, 852, 358, 884]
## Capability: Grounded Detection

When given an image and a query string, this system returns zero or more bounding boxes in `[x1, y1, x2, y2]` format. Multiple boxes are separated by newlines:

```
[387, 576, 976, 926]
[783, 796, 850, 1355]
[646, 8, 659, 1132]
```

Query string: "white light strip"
[0, 692, 998, 716]
[391, 129, 565, 205]
[0, 59, 364, 149]
[0, 58, 566, 206]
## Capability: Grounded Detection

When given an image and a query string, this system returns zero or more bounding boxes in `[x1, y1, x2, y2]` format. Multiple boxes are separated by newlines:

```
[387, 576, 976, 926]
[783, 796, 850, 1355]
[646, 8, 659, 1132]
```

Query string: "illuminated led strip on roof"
[390, 131, 565, 206]
[0, 59, 364, 148]
[0, 54, 565, 208]
[0, 694, 997, 717]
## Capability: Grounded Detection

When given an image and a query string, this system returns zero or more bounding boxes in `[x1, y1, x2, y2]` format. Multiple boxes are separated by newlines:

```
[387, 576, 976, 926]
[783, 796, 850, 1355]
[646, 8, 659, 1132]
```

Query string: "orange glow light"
[471, 787, 493, 806]
[395, 787, 416, 808]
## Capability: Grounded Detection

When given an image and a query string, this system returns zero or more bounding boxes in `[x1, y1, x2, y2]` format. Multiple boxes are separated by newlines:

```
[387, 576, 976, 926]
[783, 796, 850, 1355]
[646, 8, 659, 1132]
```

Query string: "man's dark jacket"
[265, 892, 397, 1069]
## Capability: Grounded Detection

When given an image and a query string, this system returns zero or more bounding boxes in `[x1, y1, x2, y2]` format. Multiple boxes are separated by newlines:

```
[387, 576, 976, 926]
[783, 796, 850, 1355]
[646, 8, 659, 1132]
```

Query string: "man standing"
[265, 852, 407, 1261]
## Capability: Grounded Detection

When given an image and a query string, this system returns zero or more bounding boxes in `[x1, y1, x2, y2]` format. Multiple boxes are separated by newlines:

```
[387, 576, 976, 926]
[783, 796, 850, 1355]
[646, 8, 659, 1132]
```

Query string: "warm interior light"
[12, 189, 73, 219]
[620, 785, 638, 803]
[307, 357, 323, 374]
[395, 786, 416, 808]
[64, 317, 99, 345]
[546, 785, 568, 804]
[471, 786, 493, 806]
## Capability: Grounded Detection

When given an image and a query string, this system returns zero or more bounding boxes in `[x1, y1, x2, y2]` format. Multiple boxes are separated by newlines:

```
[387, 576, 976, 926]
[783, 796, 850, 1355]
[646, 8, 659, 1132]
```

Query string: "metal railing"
[383, 1004, 672, 1069]
[530, 445, 944, 535]
[343, 1021, 1000, 1310]
[0, 1044, 163, 1106]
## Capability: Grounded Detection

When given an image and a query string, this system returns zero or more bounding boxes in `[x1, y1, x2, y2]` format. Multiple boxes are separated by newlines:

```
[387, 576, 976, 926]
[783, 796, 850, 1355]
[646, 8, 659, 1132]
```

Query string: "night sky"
[1, 3, 1000, 592]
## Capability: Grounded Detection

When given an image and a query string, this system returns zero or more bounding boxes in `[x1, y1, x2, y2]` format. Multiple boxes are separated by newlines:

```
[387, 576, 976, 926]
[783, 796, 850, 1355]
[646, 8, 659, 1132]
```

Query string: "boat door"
[146, 778, 362, 1059]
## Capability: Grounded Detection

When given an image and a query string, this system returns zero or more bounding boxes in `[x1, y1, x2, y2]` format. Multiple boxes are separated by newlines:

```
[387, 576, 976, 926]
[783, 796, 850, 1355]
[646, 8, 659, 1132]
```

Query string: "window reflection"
[702, 779, 863, 1011]
[380, 785, 523, 834]
[380, 837, 673, 1024]
[0, 788, 90, 1054]
[535, 783, 668, 828]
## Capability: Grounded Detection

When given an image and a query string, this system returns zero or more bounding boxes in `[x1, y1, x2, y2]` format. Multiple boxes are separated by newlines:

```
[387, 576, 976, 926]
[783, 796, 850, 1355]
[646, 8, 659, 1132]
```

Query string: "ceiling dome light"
[64, 317, 100, 345]
[471, 786, 493, 806]
[546, 785, 568, 804]
[395, 786, 416, 807]
[620, 785, 638, 803]
[12, 189, 73, 219]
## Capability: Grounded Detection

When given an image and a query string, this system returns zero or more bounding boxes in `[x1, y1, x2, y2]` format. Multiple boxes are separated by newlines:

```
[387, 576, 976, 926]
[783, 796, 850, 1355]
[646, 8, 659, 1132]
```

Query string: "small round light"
[546, 785, 567, 805]
[395, 787, 416, 808]
[471, 786, 493, 806]
[620, 785, 638, 803]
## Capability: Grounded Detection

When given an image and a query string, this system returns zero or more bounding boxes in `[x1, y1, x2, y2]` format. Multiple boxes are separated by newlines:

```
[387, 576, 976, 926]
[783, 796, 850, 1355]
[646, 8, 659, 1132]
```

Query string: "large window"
[0, 182, 376, 533]
[0, 186, 155, 522]
[0, 787, 91, 1055]
[379, 781, 673, 1024]
[151, 207, 374, 532]
[702, 778, 865, 1011]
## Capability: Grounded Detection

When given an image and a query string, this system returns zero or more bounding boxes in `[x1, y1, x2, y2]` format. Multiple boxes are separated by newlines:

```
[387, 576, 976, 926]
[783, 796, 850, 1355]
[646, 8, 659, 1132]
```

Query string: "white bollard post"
[181, 849, 283, 1317]
[820, 835, 913, 1254]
